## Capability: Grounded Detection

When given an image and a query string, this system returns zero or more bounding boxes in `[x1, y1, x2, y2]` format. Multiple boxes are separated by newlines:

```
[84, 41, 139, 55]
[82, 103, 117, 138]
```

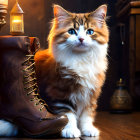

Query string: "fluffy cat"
[35, 4, 109, 138]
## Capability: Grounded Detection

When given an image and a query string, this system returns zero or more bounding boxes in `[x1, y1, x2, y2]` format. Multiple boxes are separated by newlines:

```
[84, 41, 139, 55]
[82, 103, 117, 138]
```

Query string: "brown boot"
[0, 36, 68, 137]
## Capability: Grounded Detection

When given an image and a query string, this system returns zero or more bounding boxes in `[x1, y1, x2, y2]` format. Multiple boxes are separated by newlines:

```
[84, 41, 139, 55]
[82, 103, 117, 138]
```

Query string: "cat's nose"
[79, 38, 84, 43]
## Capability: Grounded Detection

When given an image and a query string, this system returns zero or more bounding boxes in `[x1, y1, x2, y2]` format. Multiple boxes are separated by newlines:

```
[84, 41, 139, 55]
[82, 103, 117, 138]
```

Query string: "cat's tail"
[0, 120, 18, 137]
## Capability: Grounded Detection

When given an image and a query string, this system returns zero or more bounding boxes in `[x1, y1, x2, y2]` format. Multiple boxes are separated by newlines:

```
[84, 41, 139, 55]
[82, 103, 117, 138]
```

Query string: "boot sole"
[0, 117, 67, 138]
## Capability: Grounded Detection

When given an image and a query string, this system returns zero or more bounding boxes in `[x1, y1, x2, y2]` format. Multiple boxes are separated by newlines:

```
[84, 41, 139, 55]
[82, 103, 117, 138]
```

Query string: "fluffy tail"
[0, 120, 18, 137]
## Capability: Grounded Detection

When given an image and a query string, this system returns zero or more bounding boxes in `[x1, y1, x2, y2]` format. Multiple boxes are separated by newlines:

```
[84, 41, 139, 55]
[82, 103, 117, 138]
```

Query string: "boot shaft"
[0, 36, 47, 120]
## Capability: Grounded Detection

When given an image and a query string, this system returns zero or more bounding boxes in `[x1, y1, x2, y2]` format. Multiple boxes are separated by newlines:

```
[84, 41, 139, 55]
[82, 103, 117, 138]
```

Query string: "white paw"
[81, 126, 100, 137]
[62, 126, 81, 138]
[0, 120, 18, 136]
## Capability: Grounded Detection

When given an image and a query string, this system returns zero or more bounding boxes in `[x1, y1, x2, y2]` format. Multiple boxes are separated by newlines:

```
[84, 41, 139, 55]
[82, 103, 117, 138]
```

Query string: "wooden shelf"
[116, 0, 140, 110]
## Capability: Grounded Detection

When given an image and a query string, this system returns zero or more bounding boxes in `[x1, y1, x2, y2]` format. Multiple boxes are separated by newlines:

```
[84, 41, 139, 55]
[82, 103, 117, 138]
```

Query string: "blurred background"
[0, 0, 140, 111]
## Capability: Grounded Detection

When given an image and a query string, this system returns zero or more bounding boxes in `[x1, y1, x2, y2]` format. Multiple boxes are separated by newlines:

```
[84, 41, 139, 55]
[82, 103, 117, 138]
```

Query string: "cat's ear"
[53, 5, 70, 21]
[90, 4, 107, 28]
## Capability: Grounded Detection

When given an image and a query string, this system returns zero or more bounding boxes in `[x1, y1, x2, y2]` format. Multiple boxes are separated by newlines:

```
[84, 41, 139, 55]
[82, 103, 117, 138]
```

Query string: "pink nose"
[79, 38, 84, 43]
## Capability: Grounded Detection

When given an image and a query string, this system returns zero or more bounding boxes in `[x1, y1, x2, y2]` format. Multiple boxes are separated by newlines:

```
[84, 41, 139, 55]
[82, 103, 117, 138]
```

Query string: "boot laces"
[22, 54, 48, 111]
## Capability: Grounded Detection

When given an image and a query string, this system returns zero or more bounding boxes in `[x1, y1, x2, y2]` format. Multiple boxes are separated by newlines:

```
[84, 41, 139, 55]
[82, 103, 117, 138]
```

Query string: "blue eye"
[86, 29, 94, 35]
[68, 29, 77, 35]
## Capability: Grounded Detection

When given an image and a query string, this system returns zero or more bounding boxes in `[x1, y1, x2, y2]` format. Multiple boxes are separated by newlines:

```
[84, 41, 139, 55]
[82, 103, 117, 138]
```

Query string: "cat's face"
[48, 5, 109, 56]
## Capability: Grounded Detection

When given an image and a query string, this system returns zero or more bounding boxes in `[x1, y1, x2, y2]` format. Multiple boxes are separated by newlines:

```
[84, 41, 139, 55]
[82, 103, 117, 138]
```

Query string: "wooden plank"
[117, 1, 140, 18]
[130, 8, 140, 14]
[136, 15, 140, 71]
[95, 112, 140, 140]
[129, 15, 136, 96]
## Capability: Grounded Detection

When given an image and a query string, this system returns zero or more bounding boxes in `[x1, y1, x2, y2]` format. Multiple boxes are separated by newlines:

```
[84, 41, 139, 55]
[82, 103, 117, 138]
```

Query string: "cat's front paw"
[61, 126, 81, 138]
[81, 125, 100, 137]
[0, 120, 18, 137]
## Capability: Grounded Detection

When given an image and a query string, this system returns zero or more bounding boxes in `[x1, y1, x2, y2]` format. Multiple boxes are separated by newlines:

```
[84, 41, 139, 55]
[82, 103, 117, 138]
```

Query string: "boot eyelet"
[35, 103, 39, 106]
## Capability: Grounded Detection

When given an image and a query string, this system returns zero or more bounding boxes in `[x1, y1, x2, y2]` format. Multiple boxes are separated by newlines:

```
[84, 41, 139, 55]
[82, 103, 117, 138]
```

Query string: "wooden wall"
[136, 15, 140, 72]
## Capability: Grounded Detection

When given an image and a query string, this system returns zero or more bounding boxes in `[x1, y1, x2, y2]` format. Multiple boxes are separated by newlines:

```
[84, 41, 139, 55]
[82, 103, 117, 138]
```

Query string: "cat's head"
[48, 4, 109, 61]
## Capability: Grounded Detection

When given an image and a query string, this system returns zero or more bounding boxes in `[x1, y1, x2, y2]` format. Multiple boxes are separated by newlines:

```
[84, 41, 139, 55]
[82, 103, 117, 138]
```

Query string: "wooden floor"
[0, 112, 140, 140]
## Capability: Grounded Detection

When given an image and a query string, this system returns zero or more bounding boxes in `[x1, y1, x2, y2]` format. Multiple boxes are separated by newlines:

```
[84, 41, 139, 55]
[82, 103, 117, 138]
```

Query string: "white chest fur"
[54, 41, 108, 115]
[57, 42, 108, 89]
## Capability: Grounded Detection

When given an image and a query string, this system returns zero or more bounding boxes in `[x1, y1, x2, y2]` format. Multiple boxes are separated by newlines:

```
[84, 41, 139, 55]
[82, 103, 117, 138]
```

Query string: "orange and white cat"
[35, 4, 109, 138]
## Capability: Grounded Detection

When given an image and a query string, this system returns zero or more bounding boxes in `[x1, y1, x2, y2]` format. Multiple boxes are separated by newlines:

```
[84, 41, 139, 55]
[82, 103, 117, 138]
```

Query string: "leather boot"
[0, 36, 68, 137]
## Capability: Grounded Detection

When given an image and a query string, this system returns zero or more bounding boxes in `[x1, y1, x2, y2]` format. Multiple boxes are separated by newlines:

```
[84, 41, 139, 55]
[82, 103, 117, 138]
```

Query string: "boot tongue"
[29, 37, 40, 55]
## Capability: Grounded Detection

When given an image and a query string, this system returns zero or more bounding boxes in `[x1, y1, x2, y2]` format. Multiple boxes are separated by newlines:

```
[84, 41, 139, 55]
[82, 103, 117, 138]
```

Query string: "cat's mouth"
[72, 44, 90, 53]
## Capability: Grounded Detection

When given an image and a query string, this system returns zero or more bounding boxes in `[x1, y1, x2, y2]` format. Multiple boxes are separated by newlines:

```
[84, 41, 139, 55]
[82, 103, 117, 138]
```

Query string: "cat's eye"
[68, 29, 77, 35]
[86, 29, 94, 35]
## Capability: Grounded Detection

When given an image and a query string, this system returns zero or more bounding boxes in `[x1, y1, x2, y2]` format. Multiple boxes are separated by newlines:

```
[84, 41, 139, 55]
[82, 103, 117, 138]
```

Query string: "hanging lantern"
[10, 0, 24, 35]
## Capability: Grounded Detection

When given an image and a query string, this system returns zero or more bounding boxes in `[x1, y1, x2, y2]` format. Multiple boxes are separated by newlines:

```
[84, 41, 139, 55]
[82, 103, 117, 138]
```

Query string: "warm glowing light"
[12, 16, 22, 23]
[10, 15, 24, 35]
[13, 19, 21, 23]
[0, 0, 8, 5]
